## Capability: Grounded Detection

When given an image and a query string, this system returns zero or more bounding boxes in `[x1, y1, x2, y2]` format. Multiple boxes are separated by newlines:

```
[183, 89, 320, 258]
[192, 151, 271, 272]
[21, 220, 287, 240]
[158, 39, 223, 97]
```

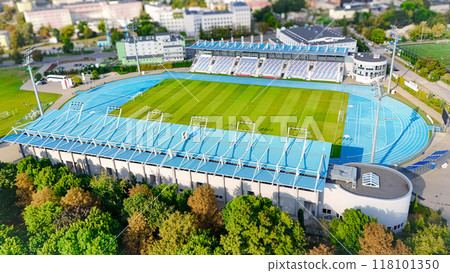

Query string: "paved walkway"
[407, 132, 450, 225]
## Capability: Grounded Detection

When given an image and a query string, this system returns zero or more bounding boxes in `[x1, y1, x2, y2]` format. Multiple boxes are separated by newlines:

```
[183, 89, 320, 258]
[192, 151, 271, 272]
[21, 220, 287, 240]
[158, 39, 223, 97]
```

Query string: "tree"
[431, 23, 446, 38]
[89, 173, 126, 217]
[34, 72, 42, 81]
[32, 50, 43, 62]
[0, 225, 27, 255]
[15, 173, 35, 206]
[83, 26, 94, 39]
[122, 212, 155, 255]
[38, 207, 119, 255]
[60, 187, 100, 208]
[187, 184, 222, 234]
[62, 37, 74, 54]
[53, 173, 81, 197]
[370, 28, 386, 44]
[148, 211, 198, 255]
[23, 201, 62, 234]
[257, 22, 269, 35]
[128, 184, 152, 198]
[98, 19, 106, 33]
[177, 229, 219, 255]
[11, 51, 23, 65]
[0, 46, 4, 64]
[110, 28, 124, 46]
[91, 69, 99, 79]
[39, 26, 50, 39]
[77, 21, 88, 35]
[34, 166, 57, 190]
[123, 193, 173, 229]
[152, 183, 192, 213]
[406, 224, 449, 255]
[31, 187, 59, 207]
[72, 76, 82, 86]
[308, 244, 336, 255]
[359, 222, 411, 255]
[52, 28, 60, 41]
[53, 205, 91, 229]
[329, 209, 376, 254]
[0, 162, 16, 189]
[220, 196, 306, 255]
[61, 25, 74, 40]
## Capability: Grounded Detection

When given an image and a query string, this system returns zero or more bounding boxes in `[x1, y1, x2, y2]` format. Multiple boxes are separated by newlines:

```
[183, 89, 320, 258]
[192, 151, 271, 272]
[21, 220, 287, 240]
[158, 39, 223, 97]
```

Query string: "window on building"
[247, 191, 254, 196]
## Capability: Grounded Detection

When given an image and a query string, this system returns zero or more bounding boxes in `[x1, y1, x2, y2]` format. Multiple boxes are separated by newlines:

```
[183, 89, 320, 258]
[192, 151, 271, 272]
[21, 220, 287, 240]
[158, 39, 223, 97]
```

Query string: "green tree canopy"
[329, 209, 376, 254]
[220, 195, 306, 255]
[89, 173, 126, 217]
[0, 225, 27, 255]
[38, 207, 119, 255]
[23, 201, 63, 235]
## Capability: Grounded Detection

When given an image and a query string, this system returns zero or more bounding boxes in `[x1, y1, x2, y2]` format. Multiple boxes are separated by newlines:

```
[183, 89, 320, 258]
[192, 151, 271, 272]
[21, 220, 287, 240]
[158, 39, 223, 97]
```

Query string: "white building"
[345, 52, 388, 84]
[116, 33, 185, 65]
[276, 26, 358, 53]
[145, 2, 252, 36]
[0, 30, 11, 50]
[24, 0, 142, 32]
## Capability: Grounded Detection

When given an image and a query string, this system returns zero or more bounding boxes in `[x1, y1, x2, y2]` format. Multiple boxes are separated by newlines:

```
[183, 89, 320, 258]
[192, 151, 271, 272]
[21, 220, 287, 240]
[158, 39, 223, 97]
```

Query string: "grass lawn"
[0, 68, 61, 137]
[400, 42, 450, 67]
[117, 79, 349, 157]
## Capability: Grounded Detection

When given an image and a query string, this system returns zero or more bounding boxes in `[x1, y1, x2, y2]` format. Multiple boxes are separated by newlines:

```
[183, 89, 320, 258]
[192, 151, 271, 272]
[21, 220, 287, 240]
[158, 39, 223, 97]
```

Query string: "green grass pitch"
[118, 79, 349, 157]
[0, 68, 61, 137]
[400, 42, 450, 67]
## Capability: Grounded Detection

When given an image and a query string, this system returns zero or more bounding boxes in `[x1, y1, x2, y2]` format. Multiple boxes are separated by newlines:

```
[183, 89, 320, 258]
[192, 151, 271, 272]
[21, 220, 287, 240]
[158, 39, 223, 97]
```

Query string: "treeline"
[199, 26, 250, 41]
[0, 157, 448, 255]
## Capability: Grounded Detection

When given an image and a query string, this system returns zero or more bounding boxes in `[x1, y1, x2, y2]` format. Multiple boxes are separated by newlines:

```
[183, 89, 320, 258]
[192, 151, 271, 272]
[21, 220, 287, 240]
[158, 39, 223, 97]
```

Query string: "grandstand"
[188, 40, 348, 82]
[260, 59, 284, 78]
[210, 56, 235, 74]
[234, 58, 258, 76]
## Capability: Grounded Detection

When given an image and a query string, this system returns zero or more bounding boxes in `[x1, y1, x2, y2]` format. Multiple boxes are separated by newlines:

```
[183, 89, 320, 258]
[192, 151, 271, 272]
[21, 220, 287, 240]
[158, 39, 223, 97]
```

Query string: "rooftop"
[280, 26, 356, 46]
[333, 163, 411, 199]
[2, 104, 331, 192]
[352, 52, 387, 62]
[188, 40, 349, 56]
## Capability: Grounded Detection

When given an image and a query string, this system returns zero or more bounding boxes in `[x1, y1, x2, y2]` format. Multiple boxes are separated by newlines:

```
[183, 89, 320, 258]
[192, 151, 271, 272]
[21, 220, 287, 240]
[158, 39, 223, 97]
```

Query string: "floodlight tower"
[129, 19, 142, 76]
[23, 47, 44, 116]
[386, 25, 400, 99]
[370, 81, 389, 164]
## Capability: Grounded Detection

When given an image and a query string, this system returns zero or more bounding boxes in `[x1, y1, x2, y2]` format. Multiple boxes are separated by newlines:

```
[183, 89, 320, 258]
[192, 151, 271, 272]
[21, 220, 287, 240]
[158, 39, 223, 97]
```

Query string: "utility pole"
[23, 47, 44, 116]
[370, 81, 388, 164]
[129, 19, 141, 75]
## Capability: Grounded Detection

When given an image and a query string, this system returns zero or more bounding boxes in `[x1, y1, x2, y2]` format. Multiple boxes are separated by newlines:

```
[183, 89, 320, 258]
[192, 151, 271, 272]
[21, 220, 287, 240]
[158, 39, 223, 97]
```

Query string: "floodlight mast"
[370, 81, 388, 164]
[130, 19, 142, 76]
[23, 47, 44, 116]
[386, 25, 400, 99]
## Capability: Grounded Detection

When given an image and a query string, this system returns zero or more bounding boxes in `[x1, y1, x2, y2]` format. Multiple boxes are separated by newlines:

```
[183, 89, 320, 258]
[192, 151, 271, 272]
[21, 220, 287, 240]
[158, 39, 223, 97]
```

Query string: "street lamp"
[23, 47, 44, 116]
[370, 80, 389, 164]
[129, 19, 142, 76]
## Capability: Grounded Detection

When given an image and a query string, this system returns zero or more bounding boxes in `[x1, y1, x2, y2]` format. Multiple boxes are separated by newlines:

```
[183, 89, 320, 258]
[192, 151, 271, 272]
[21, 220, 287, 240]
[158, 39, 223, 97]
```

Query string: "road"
[373, 45, 450, 103]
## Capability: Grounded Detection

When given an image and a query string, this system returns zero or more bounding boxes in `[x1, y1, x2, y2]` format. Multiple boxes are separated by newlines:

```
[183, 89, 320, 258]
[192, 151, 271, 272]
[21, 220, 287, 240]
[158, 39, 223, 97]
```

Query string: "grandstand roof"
[279, 26, 356, 46]
[188, 40, 349, 56]
[2, 106, 332, 191]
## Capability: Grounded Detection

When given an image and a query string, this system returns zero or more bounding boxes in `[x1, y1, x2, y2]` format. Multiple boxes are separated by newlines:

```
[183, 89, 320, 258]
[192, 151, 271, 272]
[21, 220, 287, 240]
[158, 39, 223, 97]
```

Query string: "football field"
[118, 79, 349, 156]
[400, 42, 450, 67]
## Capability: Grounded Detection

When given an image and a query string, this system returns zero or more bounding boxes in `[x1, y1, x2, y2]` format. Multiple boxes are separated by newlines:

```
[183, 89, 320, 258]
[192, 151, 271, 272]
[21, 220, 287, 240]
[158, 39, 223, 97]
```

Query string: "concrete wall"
[322, 182, 411, 232]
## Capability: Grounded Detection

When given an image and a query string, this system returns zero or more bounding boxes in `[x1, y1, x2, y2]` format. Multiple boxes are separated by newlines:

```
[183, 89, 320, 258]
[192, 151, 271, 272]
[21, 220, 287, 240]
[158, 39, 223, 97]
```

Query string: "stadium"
[0, 41, 431, 232]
